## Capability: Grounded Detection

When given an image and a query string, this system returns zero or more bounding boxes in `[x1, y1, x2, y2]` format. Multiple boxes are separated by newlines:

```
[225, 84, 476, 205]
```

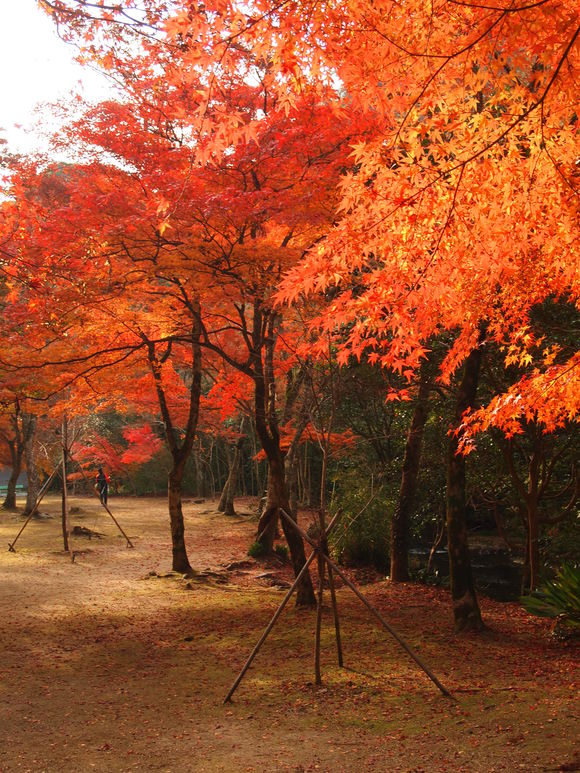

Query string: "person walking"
[95, 467, 110, 506]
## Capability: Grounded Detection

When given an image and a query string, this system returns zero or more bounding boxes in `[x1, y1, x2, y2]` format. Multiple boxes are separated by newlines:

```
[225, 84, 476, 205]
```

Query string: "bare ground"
[0, 495, 578, 773]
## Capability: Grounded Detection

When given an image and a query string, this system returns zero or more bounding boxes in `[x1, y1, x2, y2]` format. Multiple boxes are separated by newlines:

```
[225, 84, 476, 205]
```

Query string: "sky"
[0, 0, 114, 155]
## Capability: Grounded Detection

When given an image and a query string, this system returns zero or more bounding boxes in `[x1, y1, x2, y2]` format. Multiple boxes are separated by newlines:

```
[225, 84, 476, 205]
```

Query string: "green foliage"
[274, 543, 289, 561]
[521, 564, 580, 627]
[329, 471, 391, 572]
[247, 540, 268, 559]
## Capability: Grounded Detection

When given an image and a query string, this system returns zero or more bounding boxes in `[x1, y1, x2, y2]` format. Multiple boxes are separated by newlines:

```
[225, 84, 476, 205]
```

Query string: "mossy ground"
[0, 495, 578, 772]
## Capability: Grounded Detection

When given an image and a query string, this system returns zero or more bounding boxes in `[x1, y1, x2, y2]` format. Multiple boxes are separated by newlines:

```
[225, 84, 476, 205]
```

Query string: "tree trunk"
[2, 455, 20, 511]
[251, 307, 315, 606]
[168, 465, 193, 573]
[61, 414, 70, 553]
[287, 453, 300, 519]
[256, 454, 315, 605]
[24, 415, 40, 516]
[446, 343, 484, 632]
[524, 503, 540, 593]
[218, 432, 244, 516]
[390, 370, 431, 582]
[146, 301, 202, 574]
[256, 465, 279, 552]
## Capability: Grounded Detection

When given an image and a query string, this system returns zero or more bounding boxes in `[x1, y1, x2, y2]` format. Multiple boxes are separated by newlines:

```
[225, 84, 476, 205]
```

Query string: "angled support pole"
[68, 453, 134, 549]
[8, 466, 61, 552]
[99, 500, 134, 549]
[278, 508, 453, 698]
[224, 549, 318, 704]
[224, 509, 348, 703]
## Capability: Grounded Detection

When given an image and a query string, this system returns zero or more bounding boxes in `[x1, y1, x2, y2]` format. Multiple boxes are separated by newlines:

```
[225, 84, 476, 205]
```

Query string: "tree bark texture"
[2, 445, 20, 511]
[218, 432, 244, 516]
[252, 308, 315, 605]
[24, 415, 40, 516]
[446, 343, 484, 632]
[168, 466, 192, 573]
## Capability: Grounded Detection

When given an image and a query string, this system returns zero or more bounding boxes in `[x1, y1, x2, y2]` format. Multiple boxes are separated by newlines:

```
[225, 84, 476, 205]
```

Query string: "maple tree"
[24, 0, 579, 619]
[39, 0, 579, 425]
[0, 150, 208, 571]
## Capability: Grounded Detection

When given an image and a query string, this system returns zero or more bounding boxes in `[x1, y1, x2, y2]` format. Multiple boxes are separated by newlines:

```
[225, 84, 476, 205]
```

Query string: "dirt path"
[0, 496, 578, 772]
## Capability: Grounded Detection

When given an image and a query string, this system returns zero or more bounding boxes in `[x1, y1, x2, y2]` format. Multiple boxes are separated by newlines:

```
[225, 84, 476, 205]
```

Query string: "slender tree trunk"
[194, 448, 204, 498]
[61, 414, 70, 553]
[1, 403, 34, 511]
[256, 463, 279, 552]
[287, 453, 300, 519]
[390, 370, 431, 582]
[503, 432, 545, 595]
[262, 453, 315, 605]
[2, 453, 20, 511]
[218, 433, 244, 516]
[446, 343, 484, 632]
[524, 503, 540, 593]
[145, 300, 202, 574]
[2, 421, 23, 511]
[168, 464, 192, 573]
[24, 415, 40, 516]
[250, 308, 315, 605]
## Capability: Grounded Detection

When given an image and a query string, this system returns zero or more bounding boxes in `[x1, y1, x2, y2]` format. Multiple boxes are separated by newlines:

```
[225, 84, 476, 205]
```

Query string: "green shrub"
[247, 540, 268, 559]
[521, 563, 580, 628]
[328, 477, 390, 572]
[274, 544, 289, 560]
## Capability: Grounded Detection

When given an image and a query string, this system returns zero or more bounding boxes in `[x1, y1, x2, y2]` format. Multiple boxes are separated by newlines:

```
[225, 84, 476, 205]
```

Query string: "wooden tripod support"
[8, 466, 61, 552]
[68, 454, 134, 549]
[224, 507, 453, 703]
[7, 455, 134, 553]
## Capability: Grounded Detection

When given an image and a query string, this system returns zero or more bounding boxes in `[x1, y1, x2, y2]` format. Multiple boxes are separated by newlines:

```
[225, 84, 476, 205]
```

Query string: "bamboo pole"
[100, 500, 134, 548]
[314, 548, 326, 685]
[325, 549, 344, 667]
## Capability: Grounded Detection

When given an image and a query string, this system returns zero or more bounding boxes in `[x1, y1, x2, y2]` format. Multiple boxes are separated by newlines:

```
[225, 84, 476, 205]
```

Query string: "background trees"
[0, 0, 576, 623]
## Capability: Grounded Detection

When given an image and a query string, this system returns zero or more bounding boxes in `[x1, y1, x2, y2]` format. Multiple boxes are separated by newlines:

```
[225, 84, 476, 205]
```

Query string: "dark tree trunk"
[259, 453, 315, 604]
[24, 415, 40, 516]
[286, 452, 300, 520]
[61, 415, 70, 553]
[2, 454, 20, 511]
[252, 309, 315, 605]
[168, 465, 192, 573]
[447, 343, 484, 632]
[3, 409, 39, 511]
[146, 301, 202, 575]
[390, 369, 431, 582]
[218, 432, 244, 516]
[256, 459, 281, 552]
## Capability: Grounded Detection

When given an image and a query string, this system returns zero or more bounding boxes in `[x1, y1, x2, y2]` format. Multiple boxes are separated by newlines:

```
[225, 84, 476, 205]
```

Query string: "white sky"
[0, 0, 115, 155]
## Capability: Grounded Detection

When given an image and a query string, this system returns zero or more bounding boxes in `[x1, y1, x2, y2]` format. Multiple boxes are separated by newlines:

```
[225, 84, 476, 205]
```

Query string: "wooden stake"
[314, 548, 325, 685]
[279, 507, 452, 698]
[61, 415, 70, 556]
[326, 556, 344, 667]
[321, 552, 453, 698]
[8, 467, 60, 552]
[100, 500, 134, 549]
[224, 549, 318, 704]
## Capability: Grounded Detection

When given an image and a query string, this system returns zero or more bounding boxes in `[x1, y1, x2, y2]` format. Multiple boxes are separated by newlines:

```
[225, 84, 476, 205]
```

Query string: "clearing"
[0, 496, 578, 772]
